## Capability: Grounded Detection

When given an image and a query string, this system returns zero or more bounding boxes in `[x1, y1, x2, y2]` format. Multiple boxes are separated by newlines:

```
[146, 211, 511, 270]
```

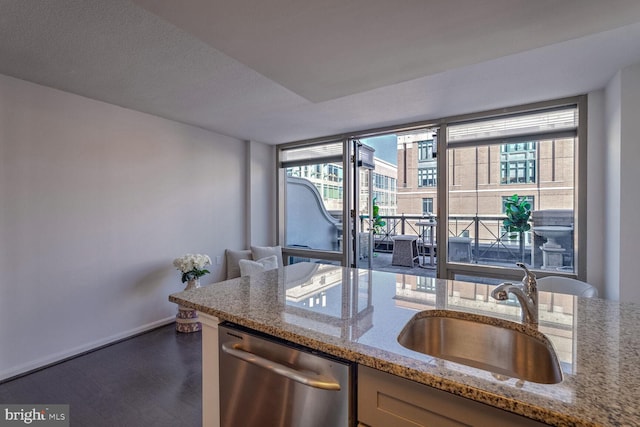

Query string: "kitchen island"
[169, 262, 640, 427]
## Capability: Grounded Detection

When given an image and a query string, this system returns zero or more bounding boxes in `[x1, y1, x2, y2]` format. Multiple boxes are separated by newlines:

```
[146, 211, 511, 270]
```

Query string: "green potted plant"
[503, 194, 531, 262]
[372, 197, 386, 235]
[369, 198, 387, 258]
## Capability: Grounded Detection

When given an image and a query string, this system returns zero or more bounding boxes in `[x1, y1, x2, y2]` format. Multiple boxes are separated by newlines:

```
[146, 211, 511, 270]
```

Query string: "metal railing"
[366, 214, 537, 265]
[447, 214, 533, 264]
[361, 214, 429, 253]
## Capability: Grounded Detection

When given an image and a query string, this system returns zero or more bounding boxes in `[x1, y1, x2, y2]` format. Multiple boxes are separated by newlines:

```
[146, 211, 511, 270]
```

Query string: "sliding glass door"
[277, 138, 380, 268]
[278, 140, 347, 265]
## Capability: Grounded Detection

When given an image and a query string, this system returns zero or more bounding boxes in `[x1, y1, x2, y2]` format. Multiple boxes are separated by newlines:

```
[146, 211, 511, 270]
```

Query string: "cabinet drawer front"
[358, 366, 548, 427]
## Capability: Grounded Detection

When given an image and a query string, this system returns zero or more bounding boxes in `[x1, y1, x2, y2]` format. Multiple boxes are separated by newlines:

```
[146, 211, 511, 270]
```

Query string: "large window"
[446, 101, 581, 276]
[278, 96, 585, 280]
[279, 141, 345, 258]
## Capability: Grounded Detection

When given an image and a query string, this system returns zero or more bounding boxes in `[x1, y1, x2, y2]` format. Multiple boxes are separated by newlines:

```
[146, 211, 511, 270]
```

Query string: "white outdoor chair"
[536, 276, 598, 298]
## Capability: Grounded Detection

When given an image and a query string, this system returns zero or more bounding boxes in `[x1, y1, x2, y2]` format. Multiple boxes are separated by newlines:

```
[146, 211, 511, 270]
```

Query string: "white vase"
[184, 278, 200, 291]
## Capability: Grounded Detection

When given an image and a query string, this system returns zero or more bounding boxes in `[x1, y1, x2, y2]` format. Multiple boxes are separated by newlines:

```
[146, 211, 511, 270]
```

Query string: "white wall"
[604, 73, 622, 300]
[0, 74, 253, 380]
[586, 90, 607, 293]
[602, 62, 640, 303]
[617, 63, 640, 303]
[248, 141, 276, 247]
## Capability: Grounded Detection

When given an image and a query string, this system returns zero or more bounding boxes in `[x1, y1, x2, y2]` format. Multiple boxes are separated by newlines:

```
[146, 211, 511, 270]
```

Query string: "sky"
[360, 134, 397, 165]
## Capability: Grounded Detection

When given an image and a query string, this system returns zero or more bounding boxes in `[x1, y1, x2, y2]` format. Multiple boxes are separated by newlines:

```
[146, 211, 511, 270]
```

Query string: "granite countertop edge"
[168, 294, 588, 427]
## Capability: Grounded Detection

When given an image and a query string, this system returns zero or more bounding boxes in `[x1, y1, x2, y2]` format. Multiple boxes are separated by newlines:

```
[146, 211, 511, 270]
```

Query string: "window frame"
[438, 96, 586, 281]
[276, 95, 587, 281]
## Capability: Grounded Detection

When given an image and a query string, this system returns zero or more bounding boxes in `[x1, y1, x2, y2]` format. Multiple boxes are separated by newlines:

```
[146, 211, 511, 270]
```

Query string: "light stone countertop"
[169, 262, 640, 427]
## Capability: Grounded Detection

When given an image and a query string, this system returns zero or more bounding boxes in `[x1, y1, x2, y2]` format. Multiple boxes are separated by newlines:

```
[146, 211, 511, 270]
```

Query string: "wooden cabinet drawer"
[358, 366, 548, 427]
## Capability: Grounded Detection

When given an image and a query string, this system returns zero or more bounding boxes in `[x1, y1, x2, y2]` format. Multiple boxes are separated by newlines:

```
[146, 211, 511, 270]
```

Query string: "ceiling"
[2, 0, 640, 144]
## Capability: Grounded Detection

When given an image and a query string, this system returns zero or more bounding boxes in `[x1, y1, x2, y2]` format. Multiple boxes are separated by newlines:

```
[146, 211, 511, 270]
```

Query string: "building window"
[422, 198, 433, 215]
[322, 184, 342, 200]
[418, 140, 436, 161]
[373, 173, 386, 190]
[324, 164, 342, 182]
[500, 142, 536, 184]
[418, 167, 437, 187]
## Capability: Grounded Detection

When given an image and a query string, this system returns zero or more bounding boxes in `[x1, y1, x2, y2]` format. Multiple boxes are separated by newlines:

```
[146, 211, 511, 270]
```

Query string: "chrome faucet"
[491, 262, 538, 327]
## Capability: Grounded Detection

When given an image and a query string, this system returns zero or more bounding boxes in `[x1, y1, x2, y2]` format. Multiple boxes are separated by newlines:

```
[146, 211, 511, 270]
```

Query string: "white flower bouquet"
[173, 253, 211, 283]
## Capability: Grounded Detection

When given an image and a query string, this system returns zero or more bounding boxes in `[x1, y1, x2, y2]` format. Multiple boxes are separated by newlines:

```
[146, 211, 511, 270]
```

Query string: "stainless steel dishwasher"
[218, 322, 354, 427]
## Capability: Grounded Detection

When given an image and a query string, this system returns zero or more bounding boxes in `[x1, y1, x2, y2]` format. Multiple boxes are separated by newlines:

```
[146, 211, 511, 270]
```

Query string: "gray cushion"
[225, 249, 252, 279]
[239, 255, 279, 277]
[251, 245, 283, 268]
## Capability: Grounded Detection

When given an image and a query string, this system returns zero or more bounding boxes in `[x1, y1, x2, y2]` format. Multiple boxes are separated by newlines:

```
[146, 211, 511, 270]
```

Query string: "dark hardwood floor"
[0, 324, 202, 426]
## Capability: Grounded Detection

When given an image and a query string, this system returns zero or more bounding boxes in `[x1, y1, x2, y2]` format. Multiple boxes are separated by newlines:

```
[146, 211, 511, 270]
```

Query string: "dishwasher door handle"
[221, 342, 341, 391]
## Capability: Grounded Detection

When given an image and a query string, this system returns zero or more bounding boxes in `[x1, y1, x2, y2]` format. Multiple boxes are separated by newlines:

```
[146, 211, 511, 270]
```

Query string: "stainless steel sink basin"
[397, 310, 562, 384]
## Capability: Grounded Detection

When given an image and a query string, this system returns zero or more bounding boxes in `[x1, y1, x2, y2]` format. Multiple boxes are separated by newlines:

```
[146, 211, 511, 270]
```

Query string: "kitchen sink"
[397, 310, 562, 384]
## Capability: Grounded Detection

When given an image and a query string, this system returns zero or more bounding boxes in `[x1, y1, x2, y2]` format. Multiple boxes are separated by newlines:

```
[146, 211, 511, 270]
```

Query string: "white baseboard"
[0, 316, 175, 382]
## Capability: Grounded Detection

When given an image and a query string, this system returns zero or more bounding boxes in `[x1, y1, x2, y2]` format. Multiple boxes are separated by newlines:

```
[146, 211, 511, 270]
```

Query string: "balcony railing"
[363, 214, 548, 267]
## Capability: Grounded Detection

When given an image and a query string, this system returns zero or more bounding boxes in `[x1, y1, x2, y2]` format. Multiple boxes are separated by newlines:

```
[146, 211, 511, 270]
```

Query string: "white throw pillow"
[238, 255, 278, 277]
[250, 245, 283, 269]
